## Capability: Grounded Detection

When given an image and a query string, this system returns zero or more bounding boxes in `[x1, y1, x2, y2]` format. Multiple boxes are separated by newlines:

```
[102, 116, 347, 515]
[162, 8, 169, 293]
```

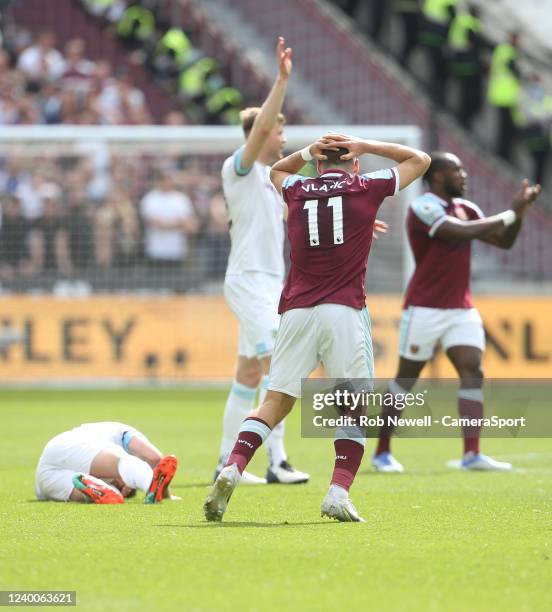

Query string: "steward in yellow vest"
[418, 0, 459, 101]
[487, 32, 522, 161]
[117, 4, 155, 49]
[447, 4, 486, 128]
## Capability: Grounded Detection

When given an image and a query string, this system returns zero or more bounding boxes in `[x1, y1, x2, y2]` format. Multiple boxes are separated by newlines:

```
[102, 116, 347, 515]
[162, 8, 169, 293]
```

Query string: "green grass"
[1, 389, 551, 611]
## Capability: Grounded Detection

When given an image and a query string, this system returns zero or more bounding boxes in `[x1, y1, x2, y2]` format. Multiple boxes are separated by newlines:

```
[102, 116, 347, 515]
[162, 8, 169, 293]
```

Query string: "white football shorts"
[268, 304, 374, 398]
[35, 431, 125, 501]
[399, 306, 485, 362]
[224, 272, 282, 359]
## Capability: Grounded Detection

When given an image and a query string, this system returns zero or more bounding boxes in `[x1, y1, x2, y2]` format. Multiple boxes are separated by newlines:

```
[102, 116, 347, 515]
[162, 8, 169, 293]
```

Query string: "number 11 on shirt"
[303, 197, 344, 247]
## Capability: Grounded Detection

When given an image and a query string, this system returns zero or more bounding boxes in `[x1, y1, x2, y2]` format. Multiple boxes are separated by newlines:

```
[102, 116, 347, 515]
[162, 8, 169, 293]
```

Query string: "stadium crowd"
[0, 0, 247, 128]
[0, 6, 236, 293]
[0, 26, 155, 126]
[333, 0, 552, 186]
[0, 149, 230, 292]
[79, 0, 244, 125]
[0, 148, 230, 292]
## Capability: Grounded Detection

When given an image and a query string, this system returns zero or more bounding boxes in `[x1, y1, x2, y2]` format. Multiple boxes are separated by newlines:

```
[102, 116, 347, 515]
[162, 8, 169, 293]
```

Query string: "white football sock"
[259, 375, 288, 467]
[218, 380, 256, 468]
[117, 455, 153, 491]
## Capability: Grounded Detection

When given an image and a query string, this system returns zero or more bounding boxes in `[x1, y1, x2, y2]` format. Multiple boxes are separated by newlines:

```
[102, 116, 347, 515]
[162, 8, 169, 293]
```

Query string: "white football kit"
[221, 146, 285, 358]
[35, 422, 144, 501]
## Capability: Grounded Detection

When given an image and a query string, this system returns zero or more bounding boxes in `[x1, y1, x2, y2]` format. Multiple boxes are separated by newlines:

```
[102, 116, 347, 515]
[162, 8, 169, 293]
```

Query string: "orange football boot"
[72, 473, 124, 504]
[144, 455, 178, 504]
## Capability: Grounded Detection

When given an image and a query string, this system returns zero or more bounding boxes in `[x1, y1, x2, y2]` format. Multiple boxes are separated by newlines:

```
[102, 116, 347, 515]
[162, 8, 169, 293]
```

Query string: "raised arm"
[435, 180, 541, 248]
[240, 37, 292, 170]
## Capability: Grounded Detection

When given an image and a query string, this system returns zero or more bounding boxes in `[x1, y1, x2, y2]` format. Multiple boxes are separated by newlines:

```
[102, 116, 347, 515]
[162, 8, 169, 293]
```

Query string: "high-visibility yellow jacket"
[488, 43, 520, 108]
[449, 12, 481, 51]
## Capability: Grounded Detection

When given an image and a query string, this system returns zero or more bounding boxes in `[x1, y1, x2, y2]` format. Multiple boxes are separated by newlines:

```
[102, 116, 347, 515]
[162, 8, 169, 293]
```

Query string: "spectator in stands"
[418, 0, 458, 102]
[17, 97, 42, 124]
[94, 189, 140, 269]
[196, 190, 230, 280]
[163, 110, 187, 125]
[30, 183, 72, 278]
[91, 58, 114, 88]
[0, 156, 23, 195]
[178, 57, 223, 123]
[0, 157, 42, 220]
[16, 31, 65, 84]
[0, 23, 155, 128]
[40, 82, 63, 124]
[117, 2, 155, 52]
[0, 89, 19, 124]
[205, 86, 243, 125]
[58, 88, 80, 124]
[0, 49, 35, 124]
[447, 3, 486, 129]
[60, 38, 96, 93]
[0, 48, 12, 79]
[150, 26, 196, 82]
[517, 74, 552, 187]
[82, 0, 125, 21]
[65, 186, 95, 273]
[140, 170, 198, 270]
[178, 160, 220, 220]
[488, 32, 522, 162]
[96, 67, 150, 124]
[393, 0, 421, 68]
[0, 195, 33, 281]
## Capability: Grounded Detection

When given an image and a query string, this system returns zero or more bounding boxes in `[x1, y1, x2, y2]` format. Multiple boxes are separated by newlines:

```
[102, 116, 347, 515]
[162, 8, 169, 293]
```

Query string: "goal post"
[0, 125, 421, 385]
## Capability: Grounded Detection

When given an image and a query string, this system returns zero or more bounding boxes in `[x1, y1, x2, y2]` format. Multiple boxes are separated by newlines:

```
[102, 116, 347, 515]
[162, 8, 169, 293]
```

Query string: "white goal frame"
[0, 124, 422, 286]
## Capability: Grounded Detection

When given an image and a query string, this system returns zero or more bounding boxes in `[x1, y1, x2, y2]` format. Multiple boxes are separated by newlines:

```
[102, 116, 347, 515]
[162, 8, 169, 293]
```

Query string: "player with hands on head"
[372, 151, 541, 474]
[35, 422, 179, 504]
[204, 134, 430, 523]
[216, 36, 309, 486]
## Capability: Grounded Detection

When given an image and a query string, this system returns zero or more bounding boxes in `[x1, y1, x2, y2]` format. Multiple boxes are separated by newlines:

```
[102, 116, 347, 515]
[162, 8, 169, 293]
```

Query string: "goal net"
[0, 125, 422, 384]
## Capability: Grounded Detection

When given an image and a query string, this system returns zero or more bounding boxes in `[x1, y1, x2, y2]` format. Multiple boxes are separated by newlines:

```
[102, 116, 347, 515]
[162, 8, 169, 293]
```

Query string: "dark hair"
[320, 147, 351, 167]
[425, 151, 456, 183]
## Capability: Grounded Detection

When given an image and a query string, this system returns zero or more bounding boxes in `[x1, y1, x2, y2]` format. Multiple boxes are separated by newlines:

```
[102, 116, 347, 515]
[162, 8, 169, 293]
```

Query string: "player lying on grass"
[204, 134, 430, 522]
[372, 151, 541, 473]
[35, 422, 178, 504]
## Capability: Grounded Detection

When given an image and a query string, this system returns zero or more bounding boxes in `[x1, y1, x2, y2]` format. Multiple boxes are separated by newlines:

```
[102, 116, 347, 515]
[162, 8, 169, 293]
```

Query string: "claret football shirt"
[403, 191, 484, 309]
[279, 167, 399, 313]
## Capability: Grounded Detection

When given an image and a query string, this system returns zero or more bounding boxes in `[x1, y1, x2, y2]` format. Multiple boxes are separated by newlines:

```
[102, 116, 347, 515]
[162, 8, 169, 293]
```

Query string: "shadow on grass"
[170, 482, 212, 489]
[357, 469, 450, 478]
[155, 521, 338, 528]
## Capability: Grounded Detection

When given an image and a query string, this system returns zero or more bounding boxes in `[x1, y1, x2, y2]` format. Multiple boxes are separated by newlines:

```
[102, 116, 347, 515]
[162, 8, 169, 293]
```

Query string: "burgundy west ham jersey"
[403, 192, 484, 309]
[279, 167, 399, 314]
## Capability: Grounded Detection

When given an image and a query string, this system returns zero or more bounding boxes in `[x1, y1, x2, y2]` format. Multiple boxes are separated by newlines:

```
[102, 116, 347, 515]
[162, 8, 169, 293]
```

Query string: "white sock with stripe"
[218, 380, 256, 468]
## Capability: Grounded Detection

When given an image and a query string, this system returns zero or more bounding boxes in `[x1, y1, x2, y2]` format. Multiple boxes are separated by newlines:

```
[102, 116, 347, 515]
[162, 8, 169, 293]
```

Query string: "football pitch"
[1, 389, 551, 611]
